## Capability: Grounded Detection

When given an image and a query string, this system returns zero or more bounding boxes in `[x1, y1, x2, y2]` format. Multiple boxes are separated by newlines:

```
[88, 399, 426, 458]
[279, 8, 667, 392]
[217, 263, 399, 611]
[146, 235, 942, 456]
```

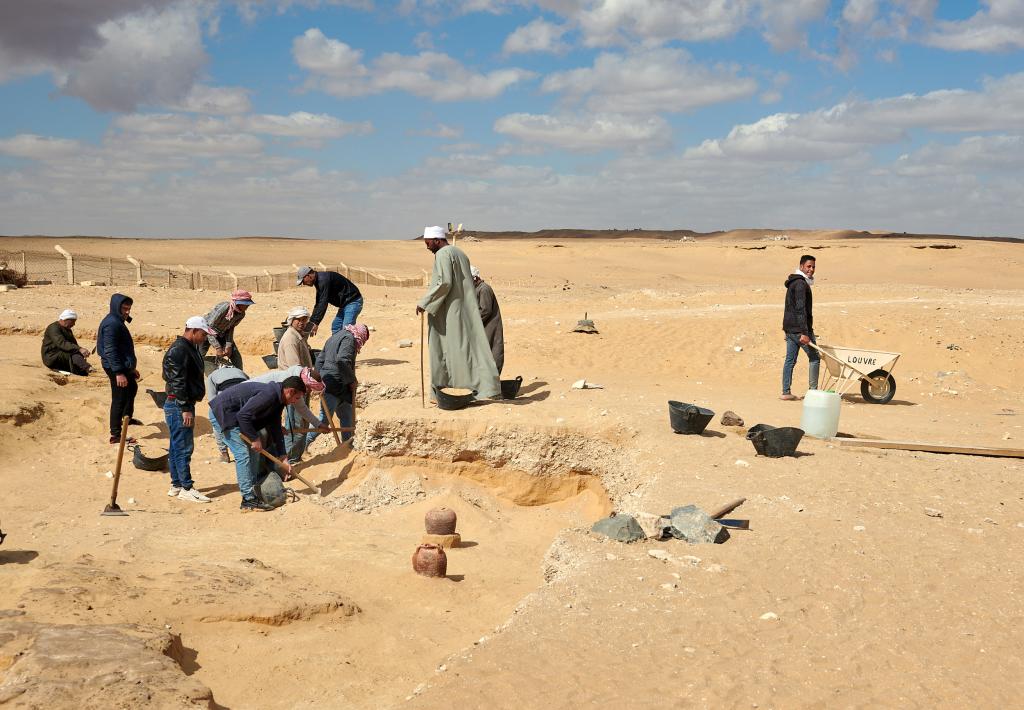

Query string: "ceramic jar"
[412, 544, 447, 578]
[424, 507, 457, 535]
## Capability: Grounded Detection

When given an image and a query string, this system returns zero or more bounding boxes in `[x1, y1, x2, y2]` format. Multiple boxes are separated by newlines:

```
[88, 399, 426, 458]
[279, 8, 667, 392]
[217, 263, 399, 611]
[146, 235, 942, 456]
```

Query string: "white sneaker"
[167, 485, 182, 497]
[177, 488, 211, 503]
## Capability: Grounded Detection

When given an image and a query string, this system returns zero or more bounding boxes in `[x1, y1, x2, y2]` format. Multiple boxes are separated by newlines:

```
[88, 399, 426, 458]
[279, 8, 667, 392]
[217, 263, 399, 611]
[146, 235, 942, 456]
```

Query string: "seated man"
[209, 376, 305, 512]
[41, 309, 92, 375]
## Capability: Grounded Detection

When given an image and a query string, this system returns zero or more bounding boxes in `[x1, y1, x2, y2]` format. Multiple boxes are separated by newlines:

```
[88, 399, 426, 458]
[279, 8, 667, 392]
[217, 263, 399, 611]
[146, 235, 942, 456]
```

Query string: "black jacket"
[162, 336, 206, 413]
[98, 293, 136, 374]
[310, 271, 362, 326]
[209, 381, 287, 456]
[782, 274, 813, 335]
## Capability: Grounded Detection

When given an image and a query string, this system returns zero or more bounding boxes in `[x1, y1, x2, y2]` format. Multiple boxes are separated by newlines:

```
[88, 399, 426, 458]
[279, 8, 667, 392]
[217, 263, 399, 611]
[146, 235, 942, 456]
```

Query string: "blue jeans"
[305, 389, 354, 447]
[283, 399, 308, 463]
[782, 333, 820, 395]
[209, 407, 226, 452]
[331, 297, 363, 335]
[222, 428, 262, 501]
[163, 399, 195, 490]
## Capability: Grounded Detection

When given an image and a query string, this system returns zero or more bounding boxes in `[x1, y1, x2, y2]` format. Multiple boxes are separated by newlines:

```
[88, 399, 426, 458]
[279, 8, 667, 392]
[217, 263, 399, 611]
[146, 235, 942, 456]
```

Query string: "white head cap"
[470, 265, 480, 279]
[422, 225, 446, 240]
[185, 315, 217, 334]
[287, 305, 310, 320]
[59, 309, 77, 321]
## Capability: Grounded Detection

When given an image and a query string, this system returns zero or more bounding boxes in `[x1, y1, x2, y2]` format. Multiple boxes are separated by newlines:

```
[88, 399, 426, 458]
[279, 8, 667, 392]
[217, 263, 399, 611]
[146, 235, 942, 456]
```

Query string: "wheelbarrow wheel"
[861, 369, 896, 404]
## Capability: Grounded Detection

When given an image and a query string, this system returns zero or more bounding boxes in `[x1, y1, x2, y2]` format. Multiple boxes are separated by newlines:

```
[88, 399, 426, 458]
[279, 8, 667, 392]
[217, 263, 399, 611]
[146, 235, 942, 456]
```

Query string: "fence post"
[178, 264, 194, 290]
[54, 245, 75, 285]
[125, 255, 144, 285]
[108, 258, 113, 286]
[20, 252, 26, 278]
[227, 271, 238, 289]
[422, 269, 430, 287]
[263, 270, 273, 292]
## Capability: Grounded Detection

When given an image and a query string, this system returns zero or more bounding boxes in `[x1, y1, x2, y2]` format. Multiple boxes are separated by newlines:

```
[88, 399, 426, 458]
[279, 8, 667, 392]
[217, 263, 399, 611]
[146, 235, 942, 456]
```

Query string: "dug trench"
[0, 400, 632, 709]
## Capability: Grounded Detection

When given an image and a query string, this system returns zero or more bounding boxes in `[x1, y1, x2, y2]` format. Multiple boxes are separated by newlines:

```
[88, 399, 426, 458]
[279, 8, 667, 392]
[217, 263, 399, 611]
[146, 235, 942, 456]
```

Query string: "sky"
[0, 0, 1022, 239]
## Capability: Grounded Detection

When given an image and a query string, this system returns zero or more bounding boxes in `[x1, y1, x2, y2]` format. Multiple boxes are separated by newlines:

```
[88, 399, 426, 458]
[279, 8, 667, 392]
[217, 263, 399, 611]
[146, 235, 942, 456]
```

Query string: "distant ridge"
[462, 228, 1021, 243]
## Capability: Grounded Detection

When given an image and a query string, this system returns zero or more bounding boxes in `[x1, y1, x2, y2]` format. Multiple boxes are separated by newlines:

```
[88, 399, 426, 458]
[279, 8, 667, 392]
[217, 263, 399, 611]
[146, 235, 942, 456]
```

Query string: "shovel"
[102, 416, 130, 516]
[240, 433, 321, 495]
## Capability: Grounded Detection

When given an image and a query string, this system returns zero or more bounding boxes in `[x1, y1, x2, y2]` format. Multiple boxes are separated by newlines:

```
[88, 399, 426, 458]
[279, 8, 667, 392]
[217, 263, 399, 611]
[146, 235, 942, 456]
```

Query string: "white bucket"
[800, 390, 841, 439]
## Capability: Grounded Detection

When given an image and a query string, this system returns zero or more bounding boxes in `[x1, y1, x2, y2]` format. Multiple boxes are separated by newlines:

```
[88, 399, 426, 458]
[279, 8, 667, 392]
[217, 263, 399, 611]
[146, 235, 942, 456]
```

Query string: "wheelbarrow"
[808, 342, 901, 404]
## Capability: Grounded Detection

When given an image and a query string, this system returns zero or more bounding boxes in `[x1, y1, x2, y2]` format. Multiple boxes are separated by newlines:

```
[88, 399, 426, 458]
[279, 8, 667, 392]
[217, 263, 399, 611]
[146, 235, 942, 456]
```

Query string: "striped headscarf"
[344, 323, 370, 353]
[227, 289, 254, 320]
[300, 367, 325, 392]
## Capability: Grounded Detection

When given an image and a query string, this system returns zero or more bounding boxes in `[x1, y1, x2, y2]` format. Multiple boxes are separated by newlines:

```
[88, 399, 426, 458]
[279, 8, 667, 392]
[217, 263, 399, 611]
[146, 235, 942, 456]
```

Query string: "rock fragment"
[668, 505, 729, 544]
[590, 514, 646, 543]
[721, 410, 745, 426]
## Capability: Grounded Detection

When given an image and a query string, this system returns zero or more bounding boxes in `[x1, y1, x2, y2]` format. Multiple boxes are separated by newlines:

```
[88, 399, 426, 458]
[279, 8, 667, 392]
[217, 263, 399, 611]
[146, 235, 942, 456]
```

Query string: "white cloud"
[842, 0, 878, 26]
[244, 111, 373, 138]
[757, 0, 829, 50]
[566, 0, 750, 46]
[0, 134, 83, 160]
[173, 84, 252, 114]
[689, 72, 1024, 162]
[541, 48, 757, 114]
[413, 123, 464, 138]
[294, 28, 533, 100]
[923, 0, 1024, 52]
[503, 18, 568, 54]
[494, 112, 671, 152]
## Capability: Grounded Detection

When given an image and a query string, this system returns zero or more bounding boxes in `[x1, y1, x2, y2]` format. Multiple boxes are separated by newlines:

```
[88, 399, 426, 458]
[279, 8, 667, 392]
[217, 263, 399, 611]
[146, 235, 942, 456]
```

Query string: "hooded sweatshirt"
[782, 273, 813, 336]
[98, 293, 137, 374]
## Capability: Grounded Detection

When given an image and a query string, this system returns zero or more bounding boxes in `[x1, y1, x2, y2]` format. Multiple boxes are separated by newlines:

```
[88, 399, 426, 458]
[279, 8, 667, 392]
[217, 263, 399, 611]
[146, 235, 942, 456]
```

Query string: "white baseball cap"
[185, 315, 217, 334]
[59, 309, 78, 320]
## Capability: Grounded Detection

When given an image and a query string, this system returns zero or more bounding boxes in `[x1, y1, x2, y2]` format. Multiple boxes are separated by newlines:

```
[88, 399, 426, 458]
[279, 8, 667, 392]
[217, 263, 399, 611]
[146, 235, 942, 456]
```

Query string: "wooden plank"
[837, 437, 1024, 458]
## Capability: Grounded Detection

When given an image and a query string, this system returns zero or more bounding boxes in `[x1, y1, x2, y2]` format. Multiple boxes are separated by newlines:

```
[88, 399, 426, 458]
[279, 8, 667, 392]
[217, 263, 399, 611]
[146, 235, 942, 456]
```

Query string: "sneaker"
[240, 498, 274, 513]
[177, 488, 211, 503]
[167, 485, 182, 497]
[110, 435, 138, 444]
[779, 394, 799, 401]
[218, 450, 231, 463]
[128, 418, 145, 426]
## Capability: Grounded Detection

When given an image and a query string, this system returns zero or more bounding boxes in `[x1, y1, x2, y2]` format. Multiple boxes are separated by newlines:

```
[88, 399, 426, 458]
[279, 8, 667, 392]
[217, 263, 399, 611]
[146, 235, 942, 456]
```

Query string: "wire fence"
[0, 247, 426, 292]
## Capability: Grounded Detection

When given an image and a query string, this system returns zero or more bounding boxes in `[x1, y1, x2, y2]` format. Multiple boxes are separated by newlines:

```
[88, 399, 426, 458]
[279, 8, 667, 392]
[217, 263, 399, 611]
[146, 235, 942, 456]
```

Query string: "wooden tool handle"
[708, 497, 746, 520]
[291, 427, 354, 434]
[109, 415, 130, 506]
[420, 311, 425, 409]
[239, 433, 319, 494]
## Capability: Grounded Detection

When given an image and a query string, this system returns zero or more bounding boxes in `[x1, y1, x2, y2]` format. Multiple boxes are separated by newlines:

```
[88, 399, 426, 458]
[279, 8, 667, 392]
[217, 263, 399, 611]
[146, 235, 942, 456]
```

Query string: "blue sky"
[1, 0, 1022, 238]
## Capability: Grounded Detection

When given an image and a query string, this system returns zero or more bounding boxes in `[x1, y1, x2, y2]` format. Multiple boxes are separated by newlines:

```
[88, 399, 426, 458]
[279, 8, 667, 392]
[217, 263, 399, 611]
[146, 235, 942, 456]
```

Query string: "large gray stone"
[669, 505, 730, 544]
[590, 514, 646, 543]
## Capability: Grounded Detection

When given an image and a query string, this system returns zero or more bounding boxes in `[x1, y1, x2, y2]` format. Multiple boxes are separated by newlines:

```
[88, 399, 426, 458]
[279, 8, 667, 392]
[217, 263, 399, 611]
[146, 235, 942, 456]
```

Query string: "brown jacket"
[277, 325, 312, 370]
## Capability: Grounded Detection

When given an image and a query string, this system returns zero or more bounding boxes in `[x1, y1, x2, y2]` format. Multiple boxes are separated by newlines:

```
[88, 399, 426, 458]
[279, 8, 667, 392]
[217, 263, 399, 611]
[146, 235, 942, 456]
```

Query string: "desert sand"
[1, 233, 1023, 708]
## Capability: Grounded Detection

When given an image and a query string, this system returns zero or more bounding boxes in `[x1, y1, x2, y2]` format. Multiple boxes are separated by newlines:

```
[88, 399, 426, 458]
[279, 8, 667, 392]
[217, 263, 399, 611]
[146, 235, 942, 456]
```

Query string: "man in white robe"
[416, 226, 500, 400]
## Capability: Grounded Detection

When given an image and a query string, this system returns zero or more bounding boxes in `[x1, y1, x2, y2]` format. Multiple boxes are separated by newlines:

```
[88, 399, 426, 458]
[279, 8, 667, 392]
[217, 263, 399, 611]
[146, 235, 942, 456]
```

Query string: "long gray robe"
[474, 279, 504, 374]
[418, 245, 500, 400]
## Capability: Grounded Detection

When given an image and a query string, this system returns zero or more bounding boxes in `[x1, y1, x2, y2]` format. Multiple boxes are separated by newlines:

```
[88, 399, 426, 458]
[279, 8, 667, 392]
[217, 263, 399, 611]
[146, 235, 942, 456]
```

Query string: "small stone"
[924, 508, 943, 518]
[680, 555, 702, 566]
[967, 528, 983, 534]
[648, 549, 671, 561]
[733, 346, 743, 352]
[599, 409, 609, 416]
[660, 583, 677, 590]
[683, 646, 696, 654]
[104, 471, 113, 478]
[634, 512, 671, 540]
[397, 339, 414, 348]
[669, 505, 729, 544]
[1003, 433, 1012, 440]
[735, 459, 750, 468]
[984, 518, 997, 525]
[590, 514, 646, 543]
[759, 612, 779, 621]
[605, 553, 618, 561]
[853, 525, 866, 531]
[127, 497, 137, 505]
[721, 410, 745, 427]
[704, 564, 726, 573]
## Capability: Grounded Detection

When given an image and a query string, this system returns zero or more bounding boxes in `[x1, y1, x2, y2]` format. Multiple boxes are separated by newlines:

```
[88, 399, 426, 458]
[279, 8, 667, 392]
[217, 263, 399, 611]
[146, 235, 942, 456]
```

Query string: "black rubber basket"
[500, 376, 523, 400]
[434, 386, 476, 411]
[147, 389, 167, 408]
[132, 445, 168, 472]
[668, 401, 714, 435]
[746, 424, 804, 457]
[261, 354, 278, 369]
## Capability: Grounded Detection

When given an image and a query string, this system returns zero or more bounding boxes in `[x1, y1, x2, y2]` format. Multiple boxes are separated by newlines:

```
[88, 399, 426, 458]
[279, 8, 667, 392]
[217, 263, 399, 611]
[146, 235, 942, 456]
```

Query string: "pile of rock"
[590, 503, 736, 545]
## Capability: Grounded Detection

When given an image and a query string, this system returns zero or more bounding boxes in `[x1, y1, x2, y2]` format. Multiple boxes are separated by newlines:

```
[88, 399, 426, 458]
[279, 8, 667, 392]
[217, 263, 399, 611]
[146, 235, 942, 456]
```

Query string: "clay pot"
[412, 544, 447, 578]
[424, 507, 457, 535]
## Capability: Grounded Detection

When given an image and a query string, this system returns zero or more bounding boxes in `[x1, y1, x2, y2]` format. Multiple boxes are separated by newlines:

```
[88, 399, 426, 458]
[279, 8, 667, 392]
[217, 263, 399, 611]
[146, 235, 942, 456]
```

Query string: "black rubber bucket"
[434, 386, 476, 411]
[500, 376, 523, 400]
[746, 424, 804, 457]
[310, 348, 322, 363]
[272, 326, 287, 341]
[272, 340, 279, 355]
[147, 389, 167, 408]
[261, 354, 278, 369]
[132, 446, 168, 472]
[668, 401, 714, 435]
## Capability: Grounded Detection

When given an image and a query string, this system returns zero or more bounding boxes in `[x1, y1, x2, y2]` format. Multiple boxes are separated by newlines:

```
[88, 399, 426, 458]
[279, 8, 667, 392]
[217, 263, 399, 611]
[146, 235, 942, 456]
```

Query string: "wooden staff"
[420, 311, 426, 408]
[239, 433, 320, 495]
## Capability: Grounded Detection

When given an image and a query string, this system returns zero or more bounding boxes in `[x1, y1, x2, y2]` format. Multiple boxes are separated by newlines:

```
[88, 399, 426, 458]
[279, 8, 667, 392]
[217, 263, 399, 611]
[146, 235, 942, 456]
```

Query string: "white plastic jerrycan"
[800, 390, 841, 439]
